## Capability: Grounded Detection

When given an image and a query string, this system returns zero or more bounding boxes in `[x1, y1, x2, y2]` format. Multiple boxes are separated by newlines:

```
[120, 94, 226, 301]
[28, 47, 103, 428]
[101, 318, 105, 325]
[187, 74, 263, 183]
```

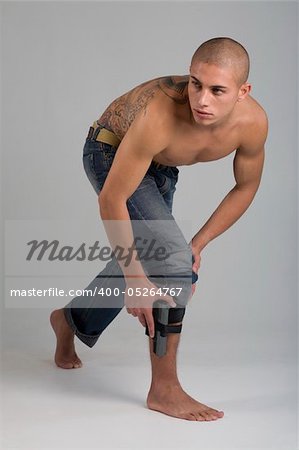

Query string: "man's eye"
[192, 81, 200, 88]
[213, 89, 223, 95]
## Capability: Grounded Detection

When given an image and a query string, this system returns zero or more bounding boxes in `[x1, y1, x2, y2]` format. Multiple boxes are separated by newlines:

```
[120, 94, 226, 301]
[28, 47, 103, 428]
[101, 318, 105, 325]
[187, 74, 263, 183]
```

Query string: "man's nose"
[197, 90, 209, 107]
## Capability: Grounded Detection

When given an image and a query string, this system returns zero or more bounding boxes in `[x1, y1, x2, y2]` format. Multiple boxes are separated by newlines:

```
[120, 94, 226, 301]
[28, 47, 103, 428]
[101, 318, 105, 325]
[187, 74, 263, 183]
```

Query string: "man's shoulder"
[238, 96, 268, 153]
[244, 95, 268, 127]
[156, 75, 190, 105]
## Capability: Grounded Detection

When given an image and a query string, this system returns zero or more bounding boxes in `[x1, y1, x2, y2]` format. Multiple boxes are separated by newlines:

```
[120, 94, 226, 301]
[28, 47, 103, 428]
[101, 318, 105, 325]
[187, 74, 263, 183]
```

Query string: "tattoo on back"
[158, 77, 189, 104]
[98, 76, 189, 139]
[98, 86, 156, 139]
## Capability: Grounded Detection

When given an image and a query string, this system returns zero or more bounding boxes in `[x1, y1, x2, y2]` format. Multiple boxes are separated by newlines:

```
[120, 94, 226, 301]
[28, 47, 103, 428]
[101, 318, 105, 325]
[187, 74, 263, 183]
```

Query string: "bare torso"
[97, 75, 264, 166]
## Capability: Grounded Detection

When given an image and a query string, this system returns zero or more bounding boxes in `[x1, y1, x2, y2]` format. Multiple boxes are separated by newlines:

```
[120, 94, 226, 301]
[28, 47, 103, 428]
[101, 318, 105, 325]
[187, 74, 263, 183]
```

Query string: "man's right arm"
[98, 101, 178, 337]
[98, 99, 170, 280]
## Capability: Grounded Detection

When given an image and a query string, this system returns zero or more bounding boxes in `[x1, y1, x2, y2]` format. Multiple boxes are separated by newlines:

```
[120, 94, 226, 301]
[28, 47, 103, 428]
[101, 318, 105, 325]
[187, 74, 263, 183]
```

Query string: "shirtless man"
[50, 37, 268, 422]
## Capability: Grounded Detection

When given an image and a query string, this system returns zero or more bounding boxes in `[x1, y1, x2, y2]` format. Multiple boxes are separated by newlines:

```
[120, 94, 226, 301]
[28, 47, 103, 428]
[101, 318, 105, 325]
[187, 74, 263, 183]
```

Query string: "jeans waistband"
[87, 121, 121, 148]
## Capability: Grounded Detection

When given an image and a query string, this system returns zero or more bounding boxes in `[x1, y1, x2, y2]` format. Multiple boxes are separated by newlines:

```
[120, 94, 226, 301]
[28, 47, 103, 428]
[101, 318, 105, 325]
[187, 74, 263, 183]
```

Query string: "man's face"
[188, 61, 248, 127]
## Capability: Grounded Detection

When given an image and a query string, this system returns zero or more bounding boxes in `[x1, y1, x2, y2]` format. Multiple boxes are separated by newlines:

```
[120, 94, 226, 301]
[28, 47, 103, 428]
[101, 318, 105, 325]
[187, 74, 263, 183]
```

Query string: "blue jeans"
[63, 135, 194, 347]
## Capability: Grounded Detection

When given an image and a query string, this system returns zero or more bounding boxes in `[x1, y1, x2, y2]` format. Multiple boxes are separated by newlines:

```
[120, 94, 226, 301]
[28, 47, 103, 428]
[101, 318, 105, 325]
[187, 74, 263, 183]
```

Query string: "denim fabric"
[63, 135, 195, 348]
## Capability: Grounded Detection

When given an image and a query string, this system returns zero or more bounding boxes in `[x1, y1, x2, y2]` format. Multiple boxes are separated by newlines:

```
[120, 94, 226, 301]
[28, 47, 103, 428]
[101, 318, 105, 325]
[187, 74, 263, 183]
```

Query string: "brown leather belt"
[87, 121, 121, 148]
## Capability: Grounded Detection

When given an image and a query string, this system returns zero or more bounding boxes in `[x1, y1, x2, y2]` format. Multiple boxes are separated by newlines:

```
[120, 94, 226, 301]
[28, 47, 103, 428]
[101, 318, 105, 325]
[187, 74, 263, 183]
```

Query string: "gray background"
[1, 1, 297, 450]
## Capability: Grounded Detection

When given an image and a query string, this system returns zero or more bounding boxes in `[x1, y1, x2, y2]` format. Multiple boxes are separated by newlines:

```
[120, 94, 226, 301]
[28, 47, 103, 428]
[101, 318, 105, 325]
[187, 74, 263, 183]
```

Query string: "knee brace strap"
[145, 301, 186, 356]
[146, 321, 182, 337]
[168, 306, 186, 323]
[145, 300, 185, 337]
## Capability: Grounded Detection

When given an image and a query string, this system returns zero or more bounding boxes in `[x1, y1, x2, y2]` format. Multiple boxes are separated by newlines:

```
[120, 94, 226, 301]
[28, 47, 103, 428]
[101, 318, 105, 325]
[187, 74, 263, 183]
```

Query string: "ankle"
[150, 378, 181, 390]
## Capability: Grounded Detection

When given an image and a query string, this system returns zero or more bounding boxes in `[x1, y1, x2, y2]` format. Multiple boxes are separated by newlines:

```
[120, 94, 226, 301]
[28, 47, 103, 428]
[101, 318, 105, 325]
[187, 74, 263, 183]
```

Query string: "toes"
[187, 412, 205, 422]
[56, 359, 82, 369]
[200, 410, 218, 421]
[210, 408, 224, 418]
[184, 413, 199, 421]
[194, 413, 205, 421]
[204, 407, 224, 420]
[72, 356, 82, 368]
[210, 407, 224, 417]
[74, 361, 82, 368]
[206, 409, 220, 420]
[198, 411, 210, 420]
[59, 362, 74, 369]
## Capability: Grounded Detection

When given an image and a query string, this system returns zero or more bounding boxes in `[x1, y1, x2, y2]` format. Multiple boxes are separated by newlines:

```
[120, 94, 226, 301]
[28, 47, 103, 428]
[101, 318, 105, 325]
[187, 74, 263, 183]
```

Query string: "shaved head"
[191, 37, 250, 86]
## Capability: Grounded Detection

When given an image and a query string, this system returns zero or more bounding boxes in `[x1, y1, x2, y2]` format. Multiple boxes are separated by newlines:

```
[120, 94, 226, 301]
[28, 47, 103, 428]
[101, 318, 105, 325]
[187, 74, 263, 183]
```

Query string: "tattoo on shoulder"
[158, 77, 189, 104]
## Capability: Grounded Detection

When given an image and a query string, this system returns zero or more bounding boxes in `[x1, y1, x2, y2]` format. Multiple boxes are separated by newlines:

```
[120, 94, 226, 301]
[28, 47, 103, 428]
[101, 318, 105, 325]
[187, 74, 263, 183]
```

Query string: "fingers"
[126, 307, 138, 317]
[143, 310, 155, 338]
[191, 249, 201, 273]
[128, 308, 154, 337]
[127, 308, 154, 336]
[138, 314, 146, 328]
[165, 296, 177, 308]
[127, 293, 176, 310]
[125, 281, 177, 337]
[192, 257, 200, 272]
[129, 309, 140, 317]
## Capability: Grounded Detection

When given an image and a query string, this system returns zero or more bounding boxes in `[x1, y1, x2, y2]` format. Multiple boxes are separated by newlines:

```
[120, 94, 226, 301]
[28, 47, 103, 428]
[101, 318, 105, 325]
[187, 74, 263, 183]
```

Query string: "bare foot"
[147, 383, 224, 421]
[50, 309, 82, 369]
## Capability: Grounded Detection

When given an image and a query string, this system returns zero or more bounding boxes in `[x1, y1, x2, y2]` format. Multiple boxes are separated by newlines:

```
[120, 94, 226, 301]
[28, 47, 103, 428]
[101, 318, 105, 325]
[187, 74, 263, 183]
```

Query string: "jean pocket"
[82, 154, 104, 194]
[94, 148, 117, 174]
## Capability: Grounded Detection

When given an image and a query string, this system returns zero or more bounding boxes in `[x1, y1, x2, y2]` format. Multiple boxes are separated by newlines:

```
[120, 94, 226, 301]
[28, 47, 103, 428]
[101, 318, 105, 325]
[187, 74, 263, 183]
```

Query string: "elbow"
[98, 191, 127, 216]
[98, 192, 106, 217]
[234, 183, 259, 205]
[98, 191, 111, 216]
[98, 190, 124, 206]
[98, 190, 108, 207]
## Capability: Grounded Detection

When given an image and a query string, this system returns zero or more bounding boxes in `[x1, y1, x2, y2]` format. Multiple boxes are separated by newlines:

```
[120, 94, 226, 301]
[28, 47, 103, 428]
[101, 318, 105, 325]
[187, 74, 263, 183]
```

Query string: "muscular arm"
[98, 99, 170, 278]
[192, 113, 268, 252]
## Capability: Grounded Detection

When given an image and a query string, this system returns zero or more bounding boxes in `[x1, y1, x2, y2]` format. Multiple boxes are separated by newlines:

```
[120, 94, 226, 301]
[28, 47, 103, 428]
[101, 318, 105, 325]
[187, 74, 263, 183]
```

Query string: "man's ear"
[237, 83, 252, 101]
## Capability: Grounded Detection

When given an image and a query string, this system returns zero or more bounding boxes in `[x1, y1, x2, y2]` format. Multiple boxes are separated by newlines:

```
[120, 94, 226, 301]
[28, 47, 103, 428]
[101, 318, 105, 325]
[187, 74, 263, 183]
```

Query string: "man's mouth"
[194, 109, 213, 117]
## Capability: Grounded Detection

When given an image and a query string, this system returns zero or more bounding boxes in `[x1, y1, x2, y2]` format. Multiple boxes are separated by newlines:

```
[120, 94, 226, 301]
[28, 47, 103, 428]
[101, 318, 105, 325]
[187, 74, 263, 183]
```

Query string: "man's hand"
[189, 240, 202, 297]
[192, 252, 201, 274]
[125, 276, 176, 338]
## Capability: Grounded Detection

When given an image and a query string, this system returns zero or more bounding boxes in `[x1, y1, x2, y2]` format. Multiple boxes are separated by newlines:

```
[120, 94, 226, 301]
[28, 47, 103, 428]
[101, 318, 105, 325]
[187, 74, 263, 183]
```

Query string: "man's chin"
[193, 115, 216, 126]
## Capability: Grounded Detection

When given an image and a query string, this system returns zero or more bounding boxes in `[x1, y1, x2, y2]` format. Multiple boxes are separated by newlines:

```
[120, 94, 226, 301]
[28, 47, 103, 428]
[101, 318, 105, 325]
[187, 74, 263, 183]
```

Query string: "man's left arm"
[191, 121, 268, 258]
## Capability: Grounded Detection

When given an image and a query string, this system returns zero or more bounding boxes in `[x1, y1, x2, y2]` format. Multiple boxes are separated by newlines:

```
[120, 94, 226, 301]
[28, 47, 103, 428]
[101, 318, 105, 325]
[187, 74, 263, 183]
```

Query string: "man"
[50, 37, 268, 422]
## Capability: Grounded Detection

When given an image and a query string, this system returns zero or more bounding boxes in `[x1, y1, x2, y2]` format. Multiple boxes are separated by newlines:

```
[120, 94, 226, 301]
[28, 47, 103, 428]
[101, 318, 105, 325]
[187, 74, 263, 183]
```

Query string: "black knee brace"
[145, 300, 186, 357]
